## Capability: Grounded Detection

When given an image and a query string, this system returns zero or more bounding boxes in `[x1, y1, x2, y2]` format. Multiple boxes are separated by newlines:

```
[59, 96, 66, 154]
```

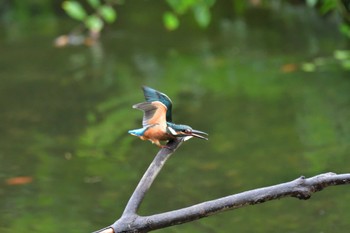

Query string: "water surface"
[1, 4, 350, 233]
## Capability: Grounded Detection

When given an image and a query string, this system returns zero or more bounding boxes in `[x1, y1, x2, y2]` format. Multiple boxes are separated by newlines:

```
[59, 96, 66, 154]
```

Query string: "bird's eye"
[184, 129, 191, 133]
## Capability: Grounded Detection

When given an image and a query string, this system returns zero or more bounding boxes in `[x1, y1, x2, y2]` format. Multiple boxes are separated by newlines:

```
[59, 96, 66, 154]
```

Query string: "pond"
[1, 3, 350, 233]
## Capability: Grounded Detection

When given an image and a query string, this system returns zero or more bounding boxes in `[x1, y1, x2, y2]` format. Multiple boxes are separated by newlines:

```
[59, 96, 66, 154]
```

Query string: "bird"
[128, 86, 208, 148]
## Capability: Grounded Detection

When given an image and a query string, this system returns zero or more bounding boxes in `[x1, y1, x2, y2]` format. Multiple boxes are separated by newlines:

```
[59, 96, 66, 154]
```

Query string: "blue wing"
[142, 86, 173, 122]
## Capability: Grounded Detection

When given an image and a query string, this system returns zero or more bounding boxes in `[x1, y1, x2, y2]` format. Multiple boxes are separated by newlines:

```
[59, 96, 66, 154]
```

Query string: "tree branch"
[92, 138, 183, 233]
[133, 172, 350, 232]
[122, 138, 183, 216]
[93, 172, 350, 233]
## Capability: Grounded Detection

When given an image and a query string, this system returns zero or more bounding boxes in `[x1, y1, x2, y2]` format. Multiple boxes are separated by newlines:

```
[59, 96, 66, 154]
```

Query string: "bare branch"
[106, 172, 350, 233]
[122, 139, 183, 215]
[132, 172, 350, 232]
[92, 139, 183, 233]
[92, 141, 350, 233]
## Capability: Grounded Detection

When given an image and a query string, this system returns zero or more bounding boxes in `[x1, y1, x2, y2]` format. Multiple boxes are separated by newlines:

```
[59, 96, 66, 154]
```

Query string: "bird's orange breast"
[142, 125, 173, 141]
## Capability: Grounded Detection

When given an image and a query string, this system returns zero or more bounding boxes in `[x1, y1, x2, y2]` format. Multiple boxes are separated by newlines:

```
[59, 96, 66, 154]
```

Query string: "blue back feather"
[167, 122, 192, 131]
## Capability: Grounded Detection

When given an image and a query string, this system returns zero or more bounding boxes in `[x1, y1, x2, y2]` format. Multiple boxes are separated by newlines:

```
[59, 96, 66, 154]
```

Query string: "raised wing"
[133, 101, 167, 128]
[142, 86, 173, 122]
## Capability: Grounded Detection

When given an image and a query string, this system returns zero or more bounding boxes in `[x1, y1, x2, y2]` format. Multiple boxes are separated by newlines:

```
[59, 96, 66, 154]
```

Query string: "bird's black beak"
[187, 129, 208, 140]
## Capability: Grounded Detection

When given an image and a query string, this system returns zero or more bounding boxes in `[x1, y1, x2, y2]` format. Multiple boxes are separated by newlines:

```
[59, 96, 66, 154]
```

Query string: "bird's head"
[167, 123, 208, 141]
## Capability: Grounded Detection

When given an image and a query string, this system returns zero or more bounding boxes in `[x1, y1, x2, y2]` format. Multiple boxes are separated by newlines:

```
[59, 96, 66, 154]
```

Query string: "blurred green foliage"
[307, 0, 350, 38]
[61, 0, 350, 71]
[59, 0, 350, 36]
[3, 1, 349, 38]
[302, 49, 350, 72]
[62, 0, 117, 34]
[300, 0, 350, 72]
[164, 0, 215, 30]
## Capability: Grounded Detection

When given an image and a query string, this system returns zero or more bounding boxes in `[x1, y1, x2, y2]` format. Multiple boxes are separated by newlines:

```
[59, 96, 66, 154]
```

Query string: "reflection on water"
[1, 5, 350, 233]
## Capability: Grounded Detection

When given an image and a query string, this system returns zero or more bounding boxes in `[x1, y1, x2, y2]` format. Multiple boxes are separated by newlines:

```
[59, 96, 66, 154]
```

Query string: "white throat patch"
[168, 126, 177, 135]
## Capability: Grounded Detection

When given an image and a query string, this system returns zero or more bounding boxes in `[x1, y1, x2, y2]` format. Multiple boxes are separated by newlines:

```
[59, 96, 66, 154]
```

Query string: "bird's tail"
[128, 128, 145, 136]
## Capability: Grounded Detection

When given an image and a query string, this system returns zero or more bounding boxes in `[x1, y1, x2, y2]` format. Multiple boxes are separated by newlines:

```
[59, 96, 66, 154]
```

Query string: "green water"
[1, 4, 350, 233]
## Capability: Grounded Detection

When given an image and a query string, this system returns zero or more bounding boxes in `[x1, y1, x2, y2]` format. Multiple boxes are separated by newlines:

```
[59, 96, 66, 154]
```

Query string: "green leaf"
[88, 0, 101, 8]
[62, 1, 87, 21]
[341, 60, 350, 70]
[166, 0, 194, 14]
[99, 5, 117, 23]
[320, 0, 337, 14]
[340, 23, 350, 39]
[306, 0, 318, 7]
[334, 50, 350, 60]
[163, 12, 179, 31]
[85, 15, 104, 32]
[301, 62, 316, 72]
[193, 4, 211, 28]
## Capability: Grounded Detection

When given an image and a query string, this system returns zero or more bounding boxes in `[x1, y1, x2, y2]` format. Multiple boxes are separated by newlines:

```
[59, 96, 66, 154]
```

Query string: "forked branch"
[93, 141, 350, 233]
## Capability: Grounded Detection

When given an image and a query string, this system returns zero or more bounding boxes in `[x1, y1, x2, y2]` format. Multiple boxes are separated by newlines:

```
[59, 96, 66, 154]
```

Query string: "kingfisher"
[128, 86, 208, 148]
